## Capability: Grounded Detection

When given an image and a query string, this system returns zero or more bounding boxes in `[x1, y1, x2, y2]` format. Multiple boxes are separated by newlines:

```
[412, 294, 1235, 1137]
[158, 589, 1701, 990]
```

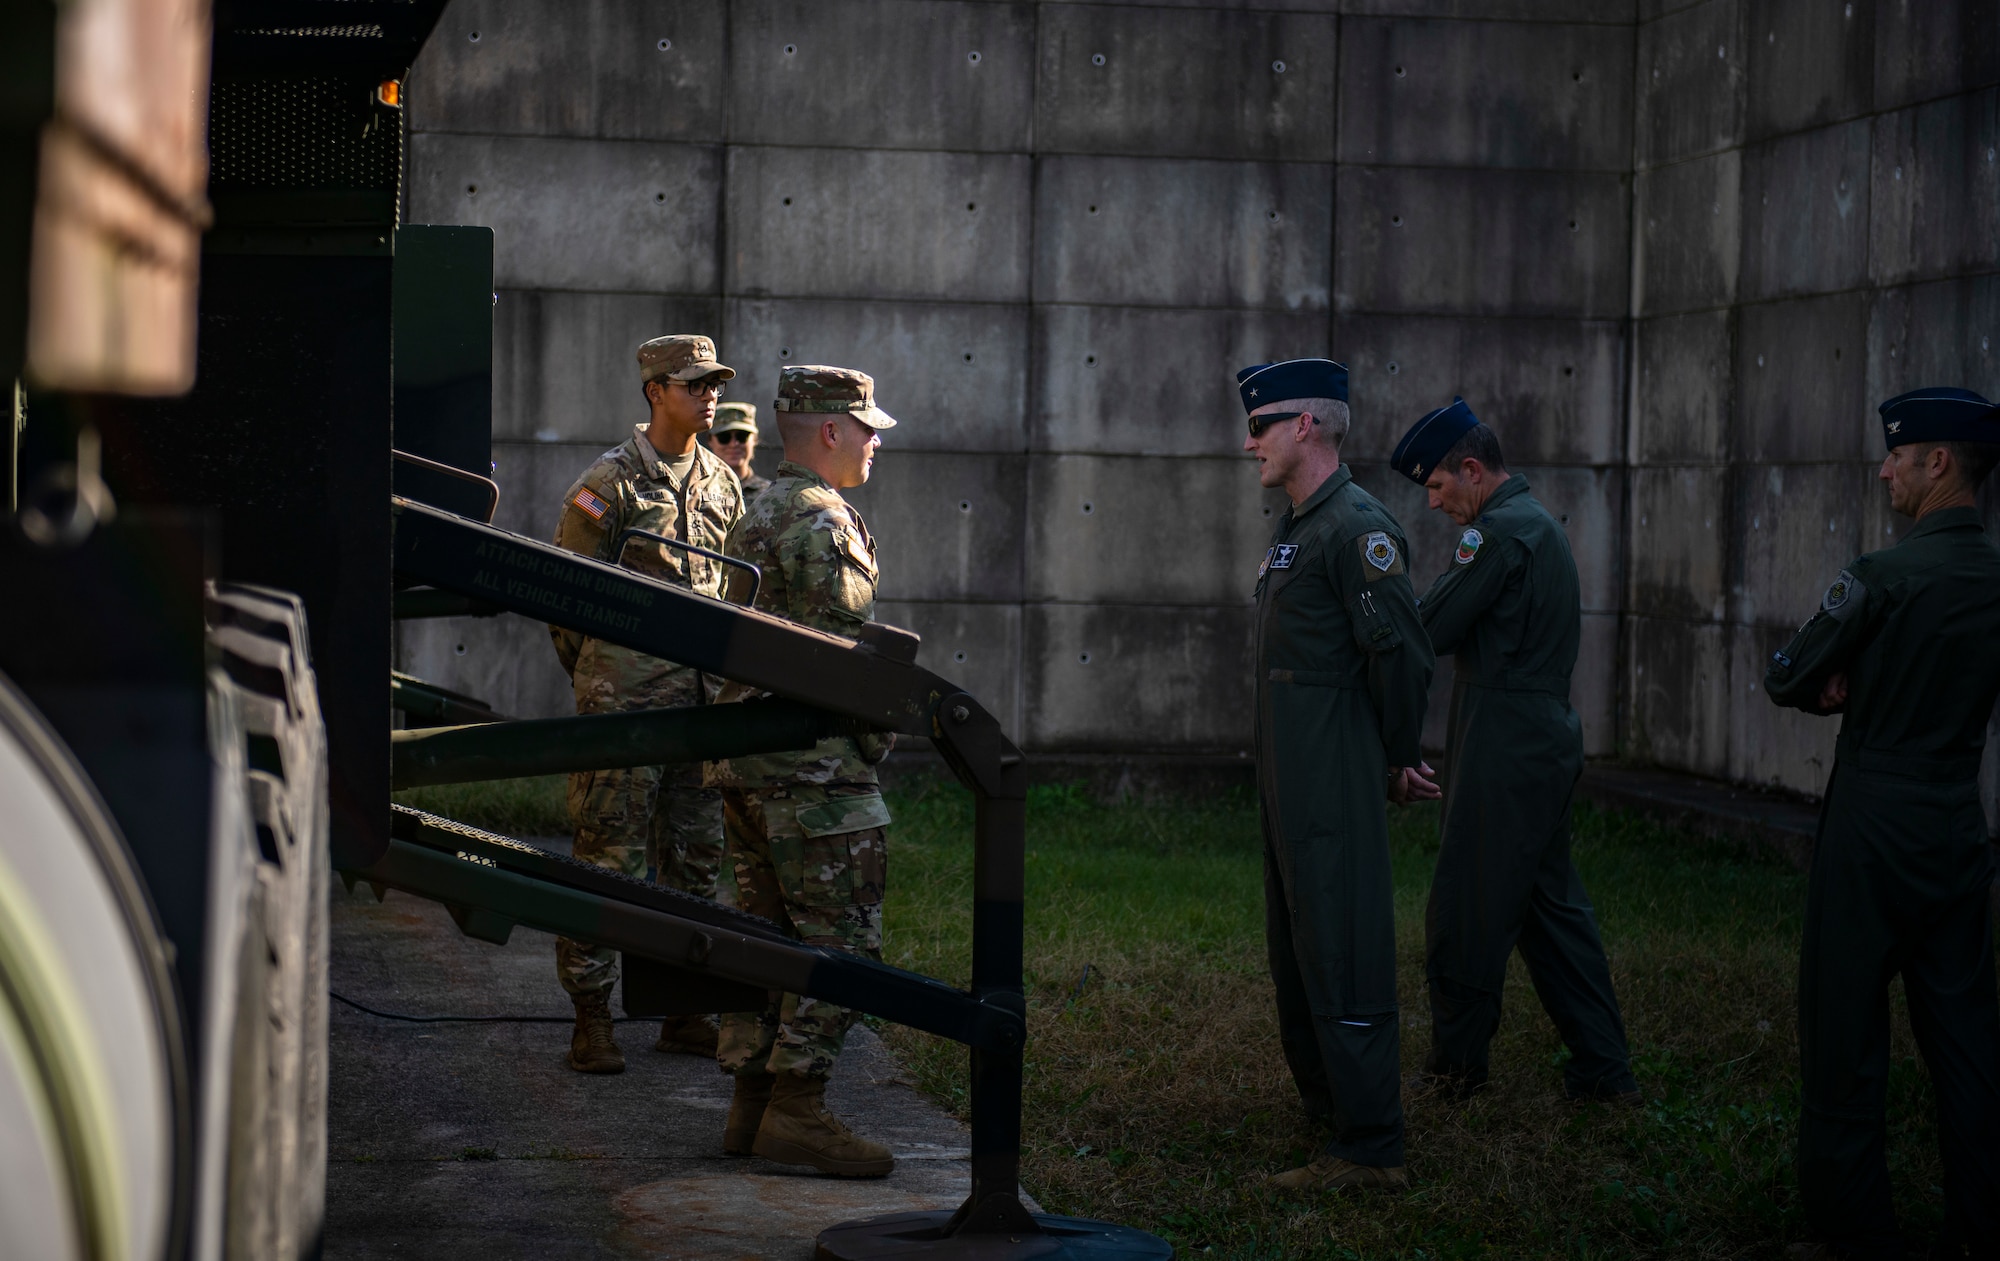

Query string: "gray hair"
[1288, 397, 1350, 449]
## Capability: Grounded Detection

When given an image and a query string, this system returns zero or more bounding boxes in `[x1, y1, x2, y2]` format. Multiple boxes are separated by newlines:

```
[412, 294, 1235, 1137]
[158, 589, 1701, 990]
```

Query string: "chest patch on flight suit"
[1269, 544, 1299, 570]
[572, 487, 610, 520]
[1454, 528, 1484, 565]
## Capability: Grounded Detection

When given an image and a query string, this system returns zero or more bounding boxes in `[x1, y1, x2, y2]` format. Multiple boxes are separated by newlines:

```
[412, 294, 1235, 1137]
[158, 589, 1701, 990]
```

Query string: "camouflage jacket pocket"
[794, 790, 893, 838]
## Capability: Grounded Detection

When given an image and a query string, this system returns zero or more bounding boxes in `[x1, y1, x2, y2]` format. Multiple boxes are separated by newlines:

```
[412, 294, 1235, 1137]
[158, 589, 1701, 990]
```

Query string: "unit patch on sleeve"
[1820, 569, 1865, 621]
[1269, 544, 1299, 570]
[572, 487, 611, 521]
[1454, 527, 1484, 565]
[1361, 531, 1397, 572]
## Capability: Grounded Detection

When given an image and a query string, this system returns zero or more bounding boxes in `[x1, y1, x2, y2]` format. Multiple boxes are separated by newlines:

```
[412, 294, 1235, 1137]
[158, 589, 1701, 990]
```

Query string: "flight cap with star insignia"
[1236, 358, 1348, 415]
[1876, 386, 1997, 449]
[1390, 397, 1479, 483]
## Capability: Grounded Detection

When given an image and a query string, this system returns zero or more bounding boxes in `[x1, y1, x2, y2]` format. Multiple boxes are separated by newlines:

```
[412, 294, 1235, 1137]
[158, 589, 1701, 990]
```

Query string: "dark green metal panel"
[393, 224, 493, 519]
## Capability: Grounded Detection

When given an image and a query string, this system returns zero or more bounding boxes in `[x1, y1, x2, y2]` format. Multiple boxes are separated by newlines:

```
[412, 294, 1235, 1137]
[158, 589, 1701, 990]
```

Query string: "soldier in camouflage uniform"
[706, 364, 900, 1177]
[705, 402, 770, 495]
[548, 334, 746, 1074]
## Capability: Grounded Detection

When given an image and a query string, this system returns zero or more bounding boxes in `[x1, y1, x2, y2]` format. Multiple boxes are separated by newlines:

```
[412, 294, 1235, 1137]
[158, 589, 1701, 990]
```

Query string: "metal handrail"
[392, 448, 499, 522]
[614, 527, 762, 608]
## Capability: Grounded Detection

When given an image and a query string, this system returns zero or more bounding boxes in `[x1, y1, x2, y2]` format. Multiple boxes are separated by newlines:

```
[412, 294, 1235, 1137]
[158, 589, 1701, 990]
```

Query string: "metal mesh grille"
[209, 77, 400, 190]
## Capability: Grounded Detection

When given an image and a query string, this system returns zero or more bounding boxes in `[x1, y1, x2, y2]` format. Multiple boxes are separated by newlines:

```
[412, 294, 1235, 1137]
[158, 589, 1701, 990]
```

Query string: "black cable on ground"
[330, 990, 655, 1024]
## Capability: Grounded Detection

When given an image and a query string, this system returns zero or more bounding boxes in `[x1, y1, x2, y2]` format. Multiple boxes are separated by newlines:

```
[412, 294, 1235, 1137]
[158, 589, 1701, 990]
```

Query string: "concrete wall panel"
[726, 148, 1030, 302]
[1726, 622, 1837, 791]
[1035, 6, 1337, 161]
[492, 291, 722, 443]
[1335, 316, 1624, 466]
[408, 134, 721, 292]
[1734, 291, 1869, 462]
[1629, 467, 1728, 620]
[1743, 0, 1876, 141]
[1335, 167, 1629, 318]
[1578, 611, 1619, 757]
[842, 453, 1026, 603]
[1636, 0, 1745, 167]
[1625, 616, 1729, 776]
[1868, 88, 2000, 288]
[1636, 149, 1742, 315]
[725, 1, 1034, 152]
[1035, 156, 1333, 310]
[724, 298, 1029, 453]
[1636, 309, 1734, 464]
[1351, 0, 1635, 18]
[491, 441, 611, 541]
[1739, 120, 1872, 302]
[1340, 18, 1633, 170]
[409, 0, 725, 142]
[1872, 0, 2000, 113]
[398, 615, 576, 723]
[872, 600, 1022, 741]
[1023, 604, 1252, 752]
[1031, 305, 1328, 456]
[1025, 455, 1271, 605]
[1865, 276, 2000, 431]
[1730, 461, 1868, 628]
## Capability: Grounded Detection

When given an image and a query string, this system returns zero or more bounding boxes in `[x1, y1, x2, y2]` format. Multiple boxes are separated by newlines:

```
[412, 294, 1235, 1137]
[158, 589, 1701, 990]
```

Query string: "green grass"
[876, 776, 1952, 1261]
[397, 771, 1958, 1258]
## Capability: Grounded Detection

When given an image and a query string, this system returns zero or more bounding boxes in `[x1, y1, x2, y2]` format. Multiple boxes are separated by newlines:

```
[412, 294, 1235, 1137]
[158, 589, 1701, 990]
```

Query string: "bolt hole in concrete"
[468, 29, 479, 42]
[1271, 60, 1285, 73]
[963, 352, 973, 361]
[1568, 219, 1578, 230]
[1262, 506, 1273, 517]
[1087, 204, 1098, 214]
[1394, 65, 1405, 77]
[782, 197, 791, 206]
[657, 38, 671, 51]
[1081, 501, 1094, 515]
[967, 203, 976, 212]
[1085, 354, 1096, 365]
[1078, 652, 1092, 664]
[1391, 214, 1403, 226]
[1563, 365, 1574, 376]
[654, 192, 665, 203]
[1387, 361, 1399, 374]
[465, 184, 476, 197]
[454, 644, 467, 656]
[784, 43, 796, 55]
[953, 651, 967, 664]
[1266, 209, 1279, 222]
[1091, 52, 1105, 66]
[779, 346, 790, 357]
[1572, 71, 1582, 82]
[1561, 514, 1571, 524]
[958, 501, 970, 513]
[968, 50, 980, 64]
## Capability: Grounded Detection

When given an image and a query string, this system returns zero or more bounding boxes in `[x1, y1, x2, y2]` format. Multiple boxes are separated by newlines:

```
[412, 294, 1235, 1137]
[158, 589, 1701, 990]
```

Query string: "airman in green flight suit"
[1765, 387, 2000, 1261]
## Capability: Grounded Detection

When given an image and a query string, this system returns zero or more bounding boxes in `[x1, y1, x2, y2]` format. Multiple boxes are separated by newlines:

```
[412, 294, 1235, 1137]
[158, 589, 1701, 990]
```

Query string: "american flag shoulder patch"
[572, 487, 610, 520]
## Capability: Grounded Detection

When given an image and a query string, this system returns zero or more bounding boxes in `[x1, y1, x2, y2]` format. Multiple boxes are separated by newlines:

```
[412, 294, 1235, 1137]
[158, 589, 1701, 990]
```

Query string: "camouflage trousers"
[716, 786, 890, 1080]
[556, 640, 724, 999]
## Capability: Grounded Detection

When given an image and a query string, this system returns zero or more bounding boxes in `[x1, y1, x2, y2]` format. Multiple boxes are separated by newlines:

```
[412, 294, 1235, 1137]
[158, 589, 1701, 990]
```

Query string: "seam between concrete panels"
[1637, 266, 2000, 322]
[1633, 83, 2000, 176]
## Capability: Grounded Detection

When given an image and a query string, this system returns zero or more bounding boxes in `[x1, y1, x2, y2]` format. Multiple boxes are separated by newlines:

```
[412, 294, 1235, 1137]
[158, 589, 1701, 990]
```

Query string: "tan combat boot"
[751, 1073, 894, 1177]
[1268, 1154, 1409, 1193]
[655, 1014, 720, 1057]
[566, 992, 625, 1074]
[723, 1071, 776, 1156]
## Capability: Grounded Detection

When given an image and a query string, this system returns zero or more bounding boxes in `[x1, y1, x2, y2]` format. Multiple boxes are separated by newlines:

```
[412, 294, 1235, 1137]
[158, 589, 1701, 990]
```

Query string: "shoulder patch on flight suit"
[1358, 531, 1404, 580]
[1454, 528, 1484, 565]
[1820, 569, 1865, 621]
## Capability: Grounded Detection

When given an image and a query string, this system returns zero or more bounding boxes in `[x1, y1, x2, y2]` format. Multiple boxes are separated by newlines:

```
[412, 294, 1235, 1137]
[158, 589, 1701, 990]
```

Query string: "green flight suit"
[1415, 476, 1636, 1097]
[1765, 504, 2000, 1257]
[1254, 464, 1434, 1168]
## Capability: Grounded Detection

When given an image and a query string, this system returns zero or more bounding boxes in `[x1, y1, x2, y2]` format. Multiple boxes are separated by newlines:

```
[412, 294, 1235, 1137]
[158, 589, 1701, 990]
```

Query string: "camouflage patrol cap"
[773, 364, 897, 430]
[711, 402, 758, 435]
[637, 334, 734, 384]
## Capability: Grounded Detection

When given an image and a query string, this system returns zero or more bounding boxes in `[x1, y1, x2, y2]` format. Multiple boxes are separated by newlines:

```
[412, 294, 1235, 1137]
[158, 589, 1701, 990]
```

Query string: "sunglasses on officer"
[710, 431, 751, 446]
[1246, 410, 1312, 438]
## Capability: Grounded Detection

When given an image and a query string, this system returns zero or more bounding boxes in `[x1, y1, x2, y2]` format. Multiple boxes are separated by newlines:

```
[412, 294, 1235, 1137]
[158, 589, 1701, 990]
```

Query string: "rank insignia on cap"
[573, 487, 610, 520]
[1454, 528, 1484, 565]
[1362, 531, 1397, 572]
[1270, 544, 1299, 570]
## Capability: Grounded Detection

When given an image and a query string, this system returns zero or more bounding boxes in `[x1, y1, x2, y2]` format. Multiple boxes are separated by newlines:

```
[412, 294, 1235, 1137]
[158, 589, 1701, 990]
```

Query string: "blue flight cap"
[1236, 358, 1347, 414]
[1877, 387, 1998, 449]
[1390, 397, 1479, 483]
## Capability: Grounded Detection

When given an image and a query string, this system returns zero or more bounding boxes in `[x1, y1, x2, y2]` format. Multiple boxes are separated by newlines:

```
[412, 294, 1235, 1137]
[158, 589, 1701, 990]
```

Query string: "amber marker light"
[375, 79, 402, 107]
